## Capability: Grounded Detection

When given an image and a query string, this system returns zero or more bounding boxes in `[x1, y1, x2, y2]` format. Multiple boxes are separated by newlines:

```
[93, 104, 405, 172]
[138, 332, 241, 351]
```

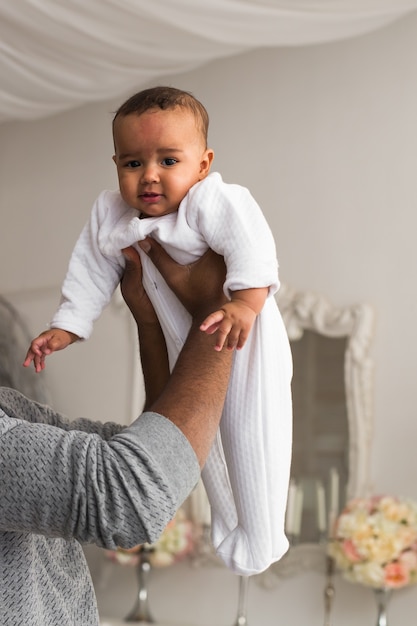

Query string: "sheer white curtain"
[0, 0, 416, 123]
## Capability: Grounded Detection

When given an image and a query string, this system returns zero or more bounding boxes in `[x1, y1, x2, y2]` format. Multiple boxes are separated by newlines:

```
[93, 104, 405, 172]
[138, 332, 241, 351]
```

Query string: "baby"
[25, 86, 293, 576]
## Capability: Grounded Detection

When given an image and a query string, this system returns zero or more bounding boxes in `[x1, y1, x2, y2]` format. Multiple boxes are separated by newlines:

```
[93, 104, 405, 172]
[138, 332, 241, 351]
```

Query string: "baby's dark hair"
[113, 86, 209, 145]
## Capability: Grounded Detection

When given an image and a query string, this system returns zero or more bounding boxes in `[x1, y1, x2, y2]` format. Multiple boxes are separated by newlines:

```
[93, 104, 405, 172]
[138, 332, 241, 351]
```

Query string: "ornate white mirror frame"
[258, 283, 375, 586]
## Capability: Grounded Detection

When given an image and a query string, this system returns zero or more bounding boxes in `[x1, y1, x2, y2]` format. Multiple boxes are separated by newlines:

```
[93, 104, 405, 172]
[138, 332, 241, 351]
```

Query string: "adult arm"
[121, 245, 170, 410]
[0, 241, 231, 546]
[123, 238, 231, 466]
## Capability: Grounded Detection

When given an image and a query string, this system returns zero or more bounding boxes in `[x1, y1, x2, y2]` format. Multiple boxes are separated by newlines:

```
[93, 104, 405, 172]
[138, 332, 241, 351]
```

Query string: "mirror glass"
[290, 330, 348, 544]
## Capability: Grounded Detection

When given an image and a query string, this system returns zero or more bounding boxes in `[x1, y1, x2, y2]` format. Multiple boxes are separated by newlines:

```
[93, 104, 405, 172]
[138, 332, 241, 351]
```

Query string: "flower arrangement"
[106, 508, 195, 568]
[328, 495, 417, 589]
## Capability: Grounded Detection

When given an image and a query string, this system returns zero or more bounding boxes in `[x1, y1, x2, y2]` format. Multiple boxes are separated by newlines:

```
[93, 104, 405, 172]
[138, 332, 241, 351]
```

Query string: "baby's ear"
[199, 148, 214, 179]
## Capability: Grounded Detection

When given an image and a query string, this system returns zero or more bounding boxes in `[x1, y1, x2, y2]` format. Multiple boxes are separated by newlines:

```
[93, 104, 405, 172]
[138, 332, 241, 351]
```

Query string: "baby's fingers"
[236, 328, 250, 350]
[213, 319, 234, 351]
[200, 310, 225, 333]
[23, 350, 35, 368]
[34, 353, 46, 374]
[226, 326, 243, 351]
[23, 336, 53, 371]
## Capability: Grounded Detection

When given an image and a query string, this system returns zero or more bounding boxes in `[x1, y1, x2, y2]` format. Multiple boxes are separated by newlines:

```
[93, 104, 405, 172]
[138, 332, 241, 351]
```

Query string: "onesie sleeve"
[50, 191, 125, 340]
[188, 173, 280, 297]
[0, 389, 199, 548]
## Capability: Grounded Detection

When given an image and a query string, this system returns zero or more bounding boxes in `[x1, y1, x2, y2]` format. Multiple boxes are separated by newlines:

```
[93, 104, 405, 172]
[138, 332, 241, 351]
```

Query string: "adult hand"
[138, 237, 227, 321]
[120, 246, 159, 327]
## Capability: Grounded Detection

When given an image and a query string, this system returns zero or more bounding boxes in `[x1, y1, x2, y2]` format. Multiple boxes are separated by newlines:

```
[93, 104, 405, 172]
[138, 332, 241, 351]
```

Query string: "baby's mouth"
[140, 192, 162, 202]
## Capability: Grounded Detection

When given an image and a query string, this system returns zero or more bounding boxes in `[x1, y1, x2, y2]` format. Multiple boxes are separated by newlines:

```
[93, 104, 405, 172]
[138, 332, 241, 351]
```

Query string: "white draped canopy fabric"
[1, 0, 416, 123]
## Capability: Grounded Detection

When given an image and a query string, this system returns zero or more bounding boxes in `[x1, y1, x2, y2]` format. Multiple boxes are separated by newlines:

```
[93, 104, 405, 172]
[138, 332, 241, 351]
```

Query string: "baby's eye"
[162, 158, 178, 166]
[126, 160, 141, 168]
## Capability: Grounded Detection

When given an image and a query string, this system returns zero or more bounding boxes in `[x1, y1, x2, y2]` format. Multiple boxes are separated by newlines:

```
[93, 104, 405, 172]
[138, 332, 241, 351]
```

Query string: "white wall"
[1, 11, 417, 625]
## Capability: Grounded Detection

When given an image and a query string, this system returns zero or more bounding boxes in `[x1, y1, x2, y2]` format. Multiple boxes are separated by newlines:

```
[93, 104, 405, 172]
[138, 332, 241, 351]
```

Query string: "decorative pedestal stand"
[125, 548, 155, 623]
[232, 575, 250, 626]
[373, 589, 392, 626]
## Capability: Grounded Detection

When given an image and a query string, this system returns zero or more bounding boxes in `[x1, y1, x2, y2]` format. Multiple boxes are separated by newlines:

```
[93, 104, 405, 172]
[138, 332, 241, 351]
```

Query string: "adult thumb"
[138, 237, 178, 281]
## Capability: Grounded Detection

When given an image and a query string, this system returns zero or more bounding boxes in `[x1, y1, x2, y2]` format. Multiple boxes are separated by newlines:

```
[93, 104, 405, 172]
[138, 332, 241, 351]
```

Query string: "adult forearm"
[151, 319, 233, 468]
[123, 240, 232, 467]
[138, 320, 170, 410]
[120, 245, 170, 410]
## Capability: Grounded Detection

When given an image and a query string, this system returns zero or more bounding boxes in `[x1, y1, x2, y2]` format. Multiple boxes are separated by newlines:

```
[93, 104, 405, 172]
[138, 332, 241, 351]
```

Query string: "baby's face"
[113, 108, 213, 217]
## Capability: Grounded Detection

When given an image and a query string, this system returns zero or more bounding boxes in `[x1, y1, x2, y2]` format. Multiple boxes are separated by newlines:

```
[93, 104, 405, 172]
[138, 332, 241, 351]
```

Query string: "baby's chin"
[139, 207, 179, 219]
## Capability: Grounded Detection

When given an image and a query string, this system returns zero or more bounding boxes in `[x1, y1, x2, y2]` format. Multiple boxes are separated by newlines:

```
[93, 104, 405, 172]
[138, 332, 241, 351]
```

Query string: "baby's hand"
[23, 329, 79, 373]
[200, 301, 256, 351]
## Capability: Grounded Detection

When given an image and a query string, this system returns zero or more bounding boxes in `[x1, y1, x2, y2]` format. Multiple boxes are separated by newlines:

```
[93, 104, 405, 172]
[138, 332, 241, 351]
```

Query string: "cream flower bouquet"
[328, 495, 417, 589]
[106, 508, 195, 568]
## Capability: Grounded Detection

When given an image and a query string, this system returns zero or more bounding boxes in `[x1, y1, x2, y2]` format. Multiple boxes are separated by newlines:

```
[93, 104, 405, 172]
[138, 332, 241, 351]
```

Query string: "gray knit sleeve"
[0, 386, 124, 439]
[0, 391, 200, 548]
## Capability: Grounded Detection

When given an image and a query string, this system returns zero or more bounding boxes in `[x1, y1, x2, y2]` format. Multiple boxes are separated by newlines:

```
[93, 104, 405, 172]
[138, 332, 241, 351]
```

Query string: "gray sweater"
[0, 387, 200, 625]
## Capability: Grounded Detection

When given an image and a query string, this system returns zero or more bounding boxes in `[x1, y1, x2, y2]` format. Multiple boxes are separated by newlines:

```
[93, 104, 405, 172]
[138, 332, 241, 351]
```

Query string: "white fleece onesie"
[51, 172, 293, 575]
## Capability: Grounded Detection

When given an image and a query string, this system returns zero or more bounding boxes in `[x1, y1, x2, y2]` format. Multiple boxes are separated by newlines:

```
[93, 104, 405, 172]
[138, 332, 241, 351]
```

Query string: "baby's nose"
[141, 164, 159, 183]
